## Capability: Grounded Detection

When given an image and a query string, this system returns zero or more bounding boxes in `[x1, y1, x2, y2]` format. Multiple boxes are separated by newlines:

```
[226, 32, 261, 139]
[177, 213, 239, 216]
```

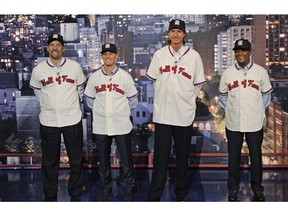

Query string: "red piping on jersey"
[29, 84, 41, 90]
[128, 93, 139, 99]
[262, 87, 273, 94]
[218, 90, 228, 95]
[146, 74, 156, 81]
[77, 80, 87, 87]
[83, 93, 95, 100]
[195, 81, 206, 86]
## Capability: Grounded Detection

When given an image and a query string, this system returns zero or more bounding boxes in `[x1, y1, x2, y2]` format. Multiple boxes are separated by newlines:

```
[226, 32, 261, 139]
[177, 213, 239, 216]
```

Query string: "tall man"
[146, 19, 206, 201]
[29, 33, 87, 201]
[219, 39, 273, 201]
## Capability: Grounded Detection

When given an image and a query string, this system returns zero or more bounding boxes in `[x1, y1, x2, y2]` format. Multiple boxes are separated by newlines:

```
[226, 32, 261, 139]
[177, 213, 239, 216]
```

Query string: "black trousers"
[226, 127, 264, 192]
[95, 132, 135, 195]
[148, 123, 192, 200]
[40, 120, 84, 199]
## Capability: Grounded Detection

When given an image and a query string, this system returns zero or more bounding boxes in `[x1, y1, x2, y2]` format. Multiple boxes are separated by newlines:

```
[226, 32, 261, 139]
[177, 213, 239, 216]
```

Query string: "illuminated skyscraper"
[266, 15, 288, 74]
[216, 25, 252, 75]
[60, 15, 79, 43]
[254, 15, 288, 75]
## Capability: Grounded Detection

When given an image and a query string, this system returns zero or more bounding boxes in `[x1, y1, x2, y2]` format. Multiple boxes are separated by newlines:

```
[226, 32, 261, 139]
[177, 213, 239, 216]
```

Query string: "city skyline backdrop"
[0, 14, 287, 168]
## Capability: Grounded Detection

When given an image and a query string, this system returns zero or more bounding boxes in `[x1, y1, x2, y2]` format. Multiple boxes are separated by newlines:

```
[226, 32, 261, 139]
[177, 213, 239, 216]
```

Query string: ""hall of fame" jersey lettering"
[228, 80, 239, 91]
[41, 75, 75, 86]
[95, 83, 125, 95]
[228, 79, 259, 91]
[41, 76, 53, 86]
[159, 65, 191, 79]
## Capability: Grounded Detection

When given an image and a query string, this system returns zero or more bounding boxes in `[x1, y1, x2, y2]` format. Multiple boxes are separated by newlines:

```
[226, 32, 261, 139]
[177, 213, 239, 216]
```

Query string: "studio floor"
[0, 168, 288, 202]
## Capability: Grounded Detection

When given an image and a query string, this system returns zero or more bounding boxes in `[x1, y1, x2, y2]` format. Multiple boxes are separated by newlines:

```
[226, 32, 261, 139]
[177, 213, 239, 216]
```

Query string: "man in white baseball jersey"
[146, 19, 206, 201]
[219, 39, 273, 202]
[84, 43, 138, 201]
[29, 33, 87, 201]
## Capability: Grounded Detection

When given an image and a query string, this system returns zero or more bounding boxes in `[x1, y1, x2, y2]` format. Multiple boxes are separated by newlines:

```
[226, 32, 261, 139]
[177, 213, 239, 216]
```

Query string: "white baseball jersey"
[218, 63, 273, 132]
[29, 58, 87, 127]
[146, 45, 206, 126]
[84, 66, 138, 136]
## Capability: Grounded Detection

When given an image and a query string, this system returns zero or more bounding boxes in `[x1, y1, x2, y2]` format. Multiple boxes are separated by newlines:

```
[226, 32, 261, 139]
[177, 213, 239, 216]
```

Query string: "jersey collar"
[235, 60, 253, 71]
[101, 65, 119, 76]
[168, 45, 190, 57]
[46, 57, 66, 68]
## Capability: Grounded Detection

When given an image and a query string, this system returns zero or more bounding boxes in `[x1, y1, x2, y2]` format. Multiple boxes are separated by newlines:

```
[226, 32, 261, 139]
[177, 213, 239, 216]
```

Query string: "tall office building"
[254, 15, 288, 73]
[60, 16, 80, 43]
[252, 15, 266, 68]
[215, 32, 228, 76]
[216, 25, 252, 75]
[79, 27, 102, 70]
[266, 15, 288, 74]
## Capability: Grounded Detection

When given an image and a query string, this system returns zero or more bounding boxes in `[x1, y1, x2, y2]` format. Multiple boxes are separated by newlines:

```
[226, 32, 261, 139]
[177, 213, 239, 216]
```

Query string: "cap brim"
[47, 39, 64, 45]
[232, 47, 250, 51]
[169, 27, 185, 32]
[101, 50, 117, 54]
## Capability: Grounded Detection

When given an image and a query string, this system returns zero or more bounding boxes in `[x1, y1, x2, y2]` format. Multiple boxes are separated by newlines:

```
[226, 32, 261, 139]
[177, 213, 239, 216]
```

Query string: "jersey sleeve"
[146, 51, 159, 81]
[262, 93, 271, 109]
[74, 63, 86, 101]
[193, 52, 206, 87]
[261, 69, 273, 94]
[29, 67, 41, 89]
[76, 63, 87, 87]
[219, 94, 228, 109]
[218, 70, 228, 94]
[126, 73, 138, 99]
[84, 97, 95, 110]
[84, 74, 96, 99]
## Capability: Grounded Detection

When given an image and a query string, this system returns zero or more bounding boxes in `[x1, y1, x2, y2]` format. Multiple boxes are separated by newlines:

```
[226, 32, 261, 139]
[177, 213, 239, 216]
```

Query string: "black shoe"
[97, 193, 112, 201]
[71, 196, 81, 202]
[176, 194, 186, 202]
[125, 193, 135, 201]
[228, 191, 238, 202]
[148, 197, 161, 201]
[44, 196, 57, 202]
[254, 191, 265, 201]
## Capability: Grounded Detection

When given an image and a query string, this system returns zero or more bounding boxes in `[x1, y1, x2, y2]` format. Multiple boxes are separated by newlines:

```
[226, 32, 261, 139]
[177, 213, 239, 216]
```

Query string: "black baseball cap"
[232, 39, 251, 51]
[101, 43, 117, 54]
[169, 19, 186, 32]
[47, 33, 64, 45]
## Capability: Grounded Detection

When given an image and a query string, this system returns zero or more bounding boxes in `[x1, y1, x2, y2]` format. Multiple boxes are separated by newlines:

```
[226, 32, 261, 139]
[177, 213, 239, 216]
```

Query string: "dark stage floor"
[0, 168, 288, 202]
